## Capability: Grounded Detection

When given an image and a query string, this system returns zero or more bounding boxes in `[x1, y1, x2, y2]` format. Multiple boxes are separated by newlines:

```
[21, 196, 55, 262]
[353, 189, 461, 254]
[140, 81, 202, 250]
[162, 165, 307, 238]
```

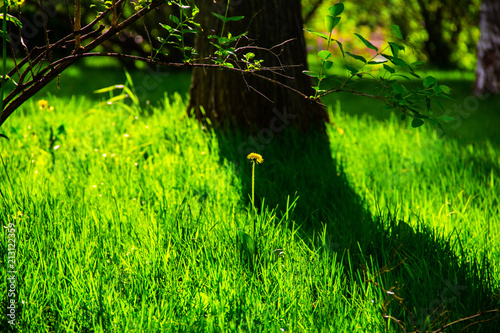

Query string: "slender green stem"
[251, 160, 255, 209]
[220, 0, 231, 39]
[314, 29, 333, 99]
[251, 160, 256, 240]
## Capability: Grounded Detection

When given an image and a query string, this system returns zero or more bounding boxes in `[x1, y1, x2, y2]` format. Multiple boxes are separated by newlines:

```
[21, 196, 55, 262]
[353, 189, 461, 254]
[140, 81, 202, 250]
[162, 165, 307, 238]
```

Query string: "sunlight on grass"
[328, 101, 500, 277]
[0, 91, 498, 332]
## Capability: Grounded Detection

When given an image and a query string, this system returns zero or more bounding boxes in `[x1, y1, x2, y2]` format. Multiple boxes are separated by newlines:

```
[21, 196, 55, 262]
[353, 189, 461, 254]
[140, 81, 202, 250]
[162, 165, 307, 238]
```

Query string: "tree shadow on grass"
[214, 125, 499, 332]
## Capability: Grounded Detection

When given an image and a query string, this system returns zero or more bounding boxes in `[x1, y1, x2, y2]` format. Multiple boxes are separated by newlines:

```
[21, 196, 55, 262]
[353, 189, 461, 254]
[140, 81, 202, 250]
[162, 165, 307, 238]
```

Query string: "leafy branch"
[304, 4, 454, 128]
[1, 0, 455, 131]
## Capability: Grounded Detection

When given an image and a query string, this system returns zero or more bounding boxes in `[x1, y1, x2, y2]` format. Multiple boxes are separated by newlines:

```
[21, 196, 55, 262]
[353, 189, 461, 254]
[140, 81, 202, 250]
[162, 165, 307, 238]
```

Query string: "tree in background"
[474, 0, 500, 95]
[187, 0, 328, 131]
[188, 1, 452, 133]
[413, 0, 479, 69]
[303, 0, 480, 70]
[1, 0, 451, 131]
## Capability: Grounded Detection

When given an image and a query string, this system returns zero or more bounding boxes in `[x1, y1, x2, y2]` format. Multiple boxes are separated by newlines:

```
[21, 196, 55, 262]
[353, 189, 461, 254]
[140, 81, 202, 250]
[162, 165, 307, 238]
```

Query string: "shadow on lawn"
[214, 126, 499, 332]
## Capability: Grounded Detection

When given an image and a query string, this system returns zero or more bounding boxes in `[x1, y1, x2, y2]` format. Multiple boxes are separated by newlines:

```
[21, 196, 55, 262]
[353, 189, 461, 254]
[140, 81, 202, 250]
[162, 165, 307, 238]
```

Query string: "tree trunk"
[416, 0, 454, 69]
[187, 0, 328, 131]
[474, 0, 500, 95]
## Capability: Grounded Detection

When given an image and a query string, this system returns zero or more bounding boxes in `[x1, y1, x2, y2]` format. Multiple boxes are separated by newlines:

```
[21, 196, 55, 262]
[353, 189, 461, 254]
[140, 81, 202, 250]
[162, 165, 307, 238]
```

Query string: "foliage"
[156, 2, 200, 61]
[303, 0, 481, 70]
[305, 3, 452, 128]
[1, 0, 454, 131]
[0, 0, 167, 130]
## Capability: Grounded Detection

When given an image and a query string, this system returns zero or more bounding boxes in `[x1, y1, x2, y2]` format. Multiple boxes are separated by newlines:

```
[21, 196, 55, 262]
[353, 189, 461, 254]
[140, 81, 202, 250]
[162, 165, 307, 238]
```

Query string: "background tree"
[187, 0, 328, 131]
[474, 0, 500, 95]
[413, 0, 476, 68]
[304, 0, 480, 70]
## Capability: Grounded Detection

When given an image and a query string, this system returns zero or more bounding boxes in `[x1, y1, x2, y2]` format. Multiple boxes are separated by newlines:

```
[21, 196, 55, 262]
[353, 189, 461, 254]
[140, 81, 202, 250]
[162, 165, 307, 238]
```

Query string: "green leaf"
[439, 85, 452, 94]
[303, 70, 321, 78]
[391, 25, 403, 39]
[160, 23, 174, 33]
[335, 40, 345, 57]
[389, 42, 401, 58]
[0, 13, 22, 27]
[169, 14, 180, 24]
[354, 33, 378, 51]
[392, 42, 405, 51]
[436, 115, 455, 122]
[345, 52, 367, 63]
[411, 118, 424, 128]
[225, 15, 245, 21]
[211, 12, 227, 21]
[409, 71, 421, 79]
[325, 15, 335, 31]
[413, 112, 430, 119]
[433, 85, 443, 94]
[323, 60, 333, 70]
[411, 61, 426, 67]
[329, 3, 344, 16]
[332, 16, 341, 29]
[400, 113, 407, 121]
[244, 52, 255, 61]
[395, 74, 410, 81]
[211, 12, 244, 23]
[367, 60, 387, 64]
[383, 64, 395, 74]
[304, 28, 328, 40]
[318, 50, 332, 60]
[423, 76, 437, 88]
[345, 64, 358, 74]
[325, 15, 341, 31]
[94, 84, 125, 94]
[180, 29, 198, 34]
[391, 57, 407, 67]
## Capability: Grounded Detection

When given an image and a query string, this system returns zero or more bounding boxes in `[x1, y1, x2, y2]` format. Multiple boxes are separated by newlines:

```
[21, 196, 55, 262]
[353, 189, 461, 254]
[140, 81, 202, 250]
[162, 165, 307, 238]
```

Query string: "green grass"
[307, 54, 500, 147]
[0, 66, 499, 332]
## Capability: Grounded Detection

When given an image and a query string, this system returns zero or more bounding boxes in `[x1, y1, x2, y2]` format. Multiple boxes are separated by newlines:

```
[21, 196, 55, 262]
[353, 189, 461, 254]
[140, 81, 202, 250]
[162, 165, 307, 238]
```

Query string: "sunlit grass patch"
[0, 89, 498, 332]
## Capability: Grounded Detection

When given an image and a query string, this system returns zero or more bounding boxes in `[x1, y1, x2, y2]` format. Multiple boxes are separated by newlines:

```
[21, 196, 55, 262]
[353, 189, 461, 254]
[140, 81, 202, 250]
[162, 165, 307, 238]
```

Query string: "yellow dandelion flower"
[247, 152, 264, 164]
[37, 100, 49, 109]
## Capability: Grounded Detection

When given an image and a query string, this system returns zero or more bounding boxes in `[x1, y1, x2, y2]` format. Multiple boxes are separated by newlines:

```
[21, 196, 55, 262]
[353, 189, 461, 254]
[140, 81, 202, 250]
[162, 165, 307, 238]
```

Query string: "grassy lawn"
[0, 63, 499, 332]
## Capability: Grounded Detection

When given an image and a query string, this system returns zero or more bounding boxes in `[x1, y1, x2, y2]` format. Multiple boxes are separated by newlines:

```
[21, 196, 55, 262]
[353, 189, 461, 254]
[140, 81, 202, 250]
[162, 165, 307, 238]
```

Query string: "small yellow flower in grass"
[37, 100, 49, 110]
[247, 152, 263, 213]
[246, 152, 264, 258]
[247, 152, 264, 164]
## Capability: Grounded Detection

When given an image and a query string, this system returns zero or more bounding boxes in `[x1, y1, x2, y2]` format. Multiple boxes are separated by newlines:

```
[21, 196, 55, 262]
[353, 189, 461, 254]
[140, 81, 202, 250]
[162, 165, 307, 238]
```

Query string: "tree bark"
[187, 0, 328, 131]
[416, 0, 454, 69]
[474, 0, 500, 95]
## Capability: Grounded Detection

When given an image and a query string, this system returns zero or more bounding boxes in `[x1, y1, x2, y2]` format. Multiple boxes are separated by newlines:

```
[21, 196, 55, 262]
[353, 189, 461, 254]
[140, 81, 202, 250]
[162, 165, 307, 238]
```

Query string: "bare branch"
[0, 0, 165, 127]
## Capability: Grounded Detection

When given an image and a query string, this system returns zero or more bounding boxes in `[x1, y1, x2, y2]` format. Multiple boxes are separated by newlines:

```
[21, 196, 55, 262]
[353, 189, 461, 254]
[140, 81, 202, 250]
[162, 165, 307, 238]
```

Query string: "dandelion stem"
[246, 152, 263, 245]
[251, 160, 255, 210]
